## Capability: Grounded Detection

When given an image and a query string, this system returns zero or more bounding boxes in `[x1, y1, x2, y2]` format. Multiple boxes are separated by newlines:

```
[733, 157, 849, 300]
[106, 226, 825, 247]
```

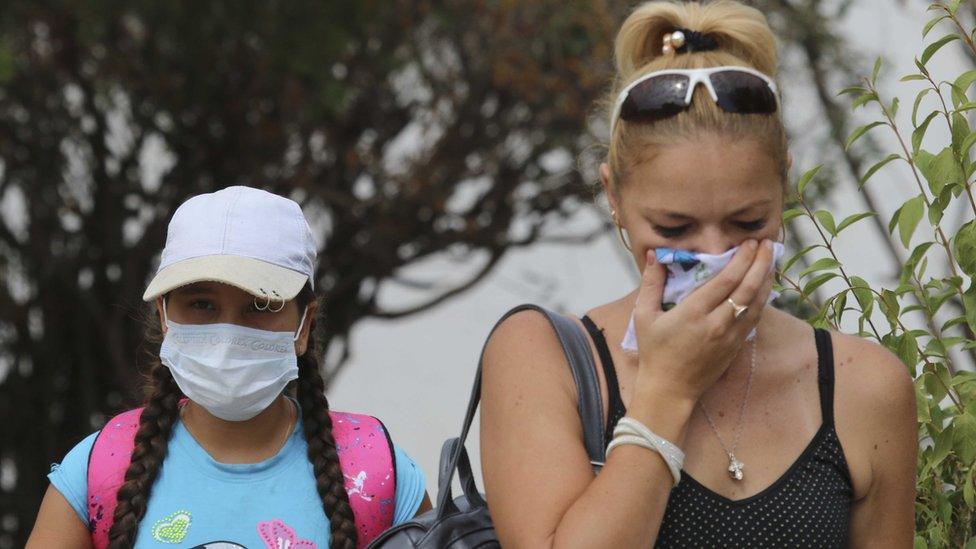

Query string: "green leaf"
[837, 85, 868, 96]
[955, 69, 976, 95]
[920, 34, 961, 65]
[888, 203, 903, 235]
[859, 153, 901, 188]
[955, 220, 976, 276]
[931, 423, 953, 467]
[913, 111, 940, 153]
[915, 146, 963, 196]
[923, 14, 949, 38]
[949, 81, 970, 109]
[845, 121, 886, 150]
[871, 57, 883, 85]
[916, 380, 931, 423]
[961, 130, 976, 157]
[953, 410, 976, 464]
[836, 212, 876, 233]
[889, 97, 899, 118]
[781, 244, 821, 275]
[898, 195, 926, 248]
[900, 74, 927, 82]
[849, 276, 874, 310]
[952, 111, 971, 152]
[814, 210, 837, 237]
[912, 87, 933, 126]
[964, 287, 976, 333]
[799, 257, 841, 279]
[781, 207, 805, 224]
[897, 331, 919, 367]
[915, 57, 931, 78]
[965, 468, 976, 510]
[852, 91, 879, 110]
[802, 272, 839, 297]
[796, 165, 822, 197]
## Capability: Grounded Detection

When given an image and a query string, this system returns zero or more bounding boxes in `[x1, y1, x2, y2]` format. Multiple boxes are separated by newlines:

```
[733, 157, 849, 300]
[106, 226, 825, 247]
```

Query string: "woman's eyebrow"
[729, 199, 773, 215]
[645, 199, 773, 220]
[645, 208, 695, 221]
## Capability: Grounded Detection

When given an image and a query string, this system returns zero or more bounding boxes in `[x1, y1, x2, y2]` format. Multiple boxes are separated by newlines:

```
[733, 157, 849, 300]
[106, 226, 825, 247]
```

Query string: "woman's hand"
[632, 239, 776, 406]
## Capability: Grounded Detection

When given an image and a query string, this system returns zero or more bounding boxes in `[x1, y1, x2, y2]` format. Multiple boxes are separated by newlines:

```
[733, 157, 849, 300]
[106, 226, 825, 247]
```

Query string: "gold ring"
[727, 298, 748, 320]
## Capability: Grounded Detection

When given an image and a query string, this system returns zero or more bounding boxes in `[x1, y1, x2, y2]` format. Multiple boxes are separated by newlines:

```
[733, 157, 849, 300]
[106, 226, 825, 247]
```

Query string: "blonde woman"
[479, 1, 916, 547]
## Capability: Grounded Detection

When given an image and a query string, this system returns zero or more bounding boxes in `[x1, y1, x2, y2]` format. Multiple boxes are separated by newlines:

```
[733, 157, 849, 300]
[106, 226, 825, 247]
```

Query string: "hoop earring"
[611, 210, 632, 251]
[253, 288, 271, 311]
[268, 290, 286, 313]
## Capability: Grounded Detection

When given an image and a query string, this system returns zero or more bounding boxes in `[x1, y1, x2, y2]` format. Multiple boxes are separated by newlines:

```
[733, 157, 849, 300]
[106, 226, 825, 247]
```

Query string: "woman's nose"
[691, 226, 736, 256]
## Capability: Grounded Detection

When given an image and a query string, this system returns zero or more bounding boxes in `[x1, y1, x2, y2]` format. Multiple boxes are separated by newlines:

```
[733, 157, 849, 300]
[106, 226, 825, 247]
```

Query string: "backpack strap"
[87, 407, 144, 549]
[86, 407, 395, 549]
[330, 411, 397, 548]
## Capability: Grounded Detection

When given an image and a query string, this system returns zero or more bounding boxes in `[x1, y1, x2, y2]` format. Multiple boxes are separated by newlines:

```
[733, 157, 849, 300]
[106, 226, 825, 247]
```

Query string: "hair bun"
[614, 1, 777, 82]
[662, 28, 720, 55]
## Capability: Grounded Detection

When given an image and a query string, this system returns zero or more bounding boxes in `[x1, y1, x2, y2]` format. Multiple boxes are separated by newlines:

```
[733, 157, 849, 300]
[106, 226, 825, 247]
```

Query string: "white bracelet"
[606, 416, 684, 486]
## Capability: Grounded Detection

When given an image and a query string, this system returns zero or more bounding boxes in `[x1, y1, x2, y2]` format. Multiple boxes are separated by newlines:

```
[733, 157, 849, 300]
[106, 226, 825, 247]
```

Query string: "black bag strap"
[436, 304, 606, 514]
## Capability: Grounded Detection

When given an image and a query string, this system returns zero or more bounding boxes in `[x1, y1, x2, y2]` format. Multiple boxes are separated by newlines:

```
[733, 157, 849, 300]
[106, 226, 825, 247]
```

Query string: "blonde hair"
[606, 0, 787, 191]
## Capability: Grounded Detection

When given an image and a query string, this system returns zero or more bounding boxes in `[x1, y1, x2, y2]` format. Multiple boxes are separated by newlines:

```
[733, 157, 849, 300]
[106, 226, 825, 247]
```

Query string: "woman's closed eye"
[653, 218, 767, 238]
[734, 218, 767, 232]
[654, 224, 691, 238]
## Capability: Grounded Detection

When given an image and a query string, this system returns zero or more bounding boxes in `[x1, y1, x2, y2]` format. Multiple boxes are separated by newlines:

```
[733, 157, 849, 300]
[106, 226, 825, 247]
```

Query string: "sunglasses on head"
[610, 66, 779, 133]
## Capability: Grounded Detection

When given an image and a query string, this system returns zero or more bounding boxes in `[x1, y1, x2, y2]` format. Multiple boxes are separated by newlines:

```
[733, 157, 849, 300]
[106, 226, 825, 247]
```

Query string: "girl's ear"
[156, 297, 167, 334]
[294, 300, 318, 356]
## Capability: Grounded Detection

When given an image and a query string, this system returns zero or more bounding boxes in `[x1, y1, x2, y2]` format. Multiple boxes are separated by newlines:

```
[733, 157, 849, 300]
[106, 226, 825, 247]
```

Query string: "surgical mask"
[159, 301, 309, 421]
[621, 243, 785, 352]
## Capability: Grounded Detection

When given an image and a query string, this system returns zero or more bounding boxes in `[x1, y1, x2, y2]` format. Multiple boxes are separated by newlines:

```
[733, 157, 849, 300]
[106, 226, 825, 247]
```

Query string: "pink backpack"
[86, 407, 396, 549]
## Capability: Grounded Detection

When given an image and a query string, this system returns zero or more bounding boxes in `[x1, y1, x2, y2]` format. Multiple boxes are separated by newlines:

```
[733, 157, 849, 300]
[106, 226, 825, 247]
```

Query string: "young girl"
[480, 1, 916, 547]
[28, 186, 430, 548]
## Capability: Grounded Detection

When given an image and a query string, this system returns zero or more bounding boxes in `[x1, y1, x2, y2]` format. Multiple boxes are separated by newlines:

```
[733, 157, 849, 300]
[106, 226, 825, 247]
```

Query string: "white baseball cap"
[142, 186, 317, 302]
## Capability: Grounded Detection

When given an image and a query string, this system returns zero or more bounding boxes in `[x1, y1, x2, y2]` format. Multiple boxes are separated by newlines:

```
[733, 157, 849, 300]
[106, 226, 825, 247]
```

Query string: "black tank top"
[580, 317, 853, 548]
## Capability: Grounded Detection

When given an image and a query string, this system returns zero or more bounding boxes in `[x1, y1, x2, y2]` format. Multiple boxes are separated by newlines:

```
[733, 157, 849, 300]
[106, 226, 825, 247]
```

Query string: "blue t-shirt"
[48, 404, 426, 548]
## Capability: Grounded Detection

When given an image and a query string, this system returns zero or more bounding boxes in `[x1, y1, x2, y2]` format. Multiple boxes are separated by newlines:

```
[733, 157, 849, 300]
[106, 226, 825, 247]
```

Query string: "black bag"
[367, 304, 607, 548]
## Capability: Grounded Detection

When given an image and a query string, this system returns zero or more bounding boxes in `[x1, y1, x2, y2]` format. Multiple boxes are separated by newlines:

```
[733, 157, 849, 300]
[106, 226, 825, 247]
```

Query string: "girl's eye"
[735, 219, 767, 232]
[654, 225, 689, 238]
[189, 300, 215, 311]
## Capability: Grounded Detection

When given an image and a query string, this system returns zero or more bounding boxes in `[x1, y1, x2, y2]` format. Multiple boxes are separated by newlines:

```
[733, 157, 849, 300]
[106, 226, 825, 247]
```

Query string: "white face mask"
[621, 243, 785, 352]
[159, 301, 309, 421]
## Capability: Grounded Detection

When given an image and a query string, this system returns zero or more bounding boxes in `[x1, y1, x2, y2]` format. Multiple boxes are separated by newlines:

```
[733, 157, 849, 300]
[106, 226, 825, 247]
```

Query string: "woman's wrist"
[628, 382, 696, 445]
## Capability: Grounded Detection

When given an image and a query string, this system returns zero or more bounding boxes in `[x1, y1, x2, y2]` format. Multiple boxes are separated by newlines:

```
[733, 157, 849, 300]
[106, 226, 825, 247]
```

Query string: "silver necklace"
[698, 333, 758, 482]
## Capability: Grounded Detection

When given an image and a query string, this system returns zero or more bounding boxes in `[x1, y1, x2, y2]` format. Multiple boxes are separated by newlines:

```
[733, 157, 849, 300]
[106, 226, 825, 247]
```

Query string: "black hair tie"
[662, 27, 719, 55]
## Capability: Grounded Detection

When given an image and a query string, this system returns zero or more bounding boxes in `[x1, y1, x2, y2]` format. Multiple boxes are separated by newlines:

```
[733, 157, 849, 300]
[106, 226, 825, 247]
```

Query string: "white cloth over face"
[621, 243, 786, 352]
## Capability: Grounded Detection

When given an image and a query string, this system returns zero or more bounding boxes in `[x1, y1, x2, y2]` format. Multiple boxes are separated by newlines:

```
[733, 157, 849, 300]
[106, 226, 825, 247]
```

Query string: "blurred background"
[0, 1, 973, 546]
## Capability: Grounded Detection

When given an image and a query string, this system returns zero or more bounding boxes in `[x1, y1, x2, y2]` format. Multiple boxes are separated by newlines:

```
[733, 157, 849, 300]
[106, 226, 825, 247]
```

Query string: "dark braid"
[106, 358, 182, 548]
[296, 288, 358, 548]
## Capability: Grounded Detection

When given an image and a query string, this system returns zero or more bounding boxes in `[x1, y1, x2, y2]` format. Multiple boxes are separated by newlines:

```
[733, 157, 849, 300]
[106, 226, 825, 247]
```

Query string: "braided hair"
[296, 287, 358, 548]
[106, 286, 357, 548]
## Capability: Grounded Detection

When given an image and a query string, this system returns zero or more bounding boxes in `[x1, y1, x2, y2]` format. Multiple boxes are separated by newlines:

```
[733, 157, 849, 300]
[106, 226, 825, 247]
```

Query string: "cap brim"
[142, 256, 309, 302]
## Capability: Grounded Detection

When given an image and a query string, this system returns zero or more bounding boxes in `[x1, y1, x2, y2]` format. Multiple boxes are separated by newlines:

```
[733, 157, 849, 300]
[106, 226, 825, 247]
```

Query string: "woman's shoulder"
[481, 306, 579, 378]
[827, 329, 914, 410]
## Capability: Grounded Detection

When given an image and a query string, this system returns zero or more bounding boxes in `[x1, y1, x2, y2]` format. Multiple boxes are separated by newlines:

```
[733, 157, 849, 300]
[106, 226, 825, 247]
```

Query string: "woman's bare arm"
[842, 337, 917, 548]
[26, 485, 92, 549]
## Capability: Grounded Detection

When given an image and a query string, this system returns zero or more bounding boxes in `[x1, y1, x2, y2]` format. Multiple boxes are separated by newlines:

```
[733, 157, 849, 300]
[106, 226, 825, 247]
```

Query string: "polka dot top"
[581, 318, 854, 548]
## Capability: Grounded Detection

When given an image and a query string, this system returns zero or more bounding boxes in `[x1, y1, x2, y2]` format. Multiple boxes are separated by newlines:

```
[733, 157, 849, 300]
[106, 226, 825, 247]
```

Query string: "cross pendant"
[727, 453, 745, 481]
